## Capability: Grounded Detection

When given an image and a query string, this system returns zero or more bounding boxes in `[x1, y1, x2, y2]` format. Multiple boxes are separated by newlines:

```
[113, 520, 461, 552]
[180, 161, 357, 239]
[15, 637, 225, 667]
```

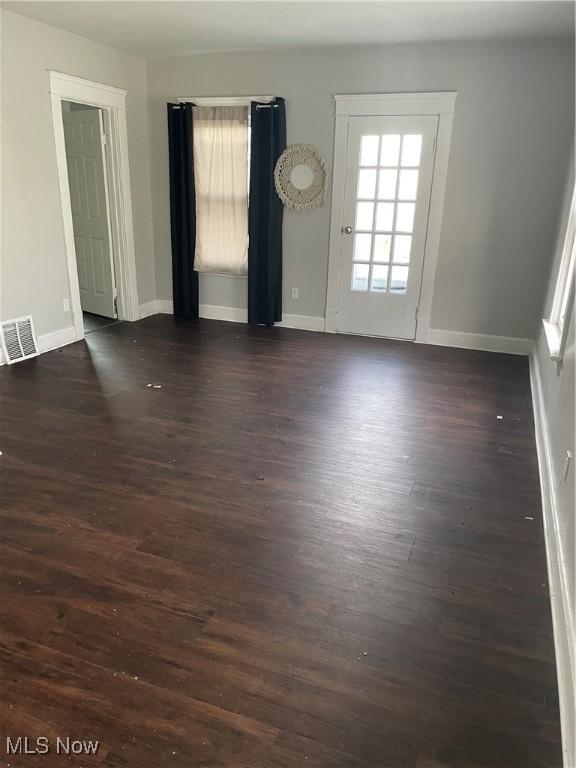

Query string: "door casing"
[50, 71, 139, 342]
[325, 92, 457, 342]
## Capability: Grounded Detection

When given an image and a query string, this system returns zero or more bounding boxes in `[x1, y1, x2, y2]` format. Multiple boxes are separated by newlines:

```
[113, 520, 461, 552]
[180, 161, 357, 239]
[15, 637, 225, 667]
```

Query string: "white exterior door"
[337, 115, 438, 339]
[63, 108, 116, 318]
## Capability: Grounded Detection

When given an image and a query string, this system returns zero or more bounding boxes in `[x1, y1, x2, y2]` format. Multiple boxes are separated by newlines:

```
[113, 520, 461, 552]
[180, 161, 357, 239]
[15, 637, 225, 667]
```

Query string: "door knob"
[343, 226, 353, 234]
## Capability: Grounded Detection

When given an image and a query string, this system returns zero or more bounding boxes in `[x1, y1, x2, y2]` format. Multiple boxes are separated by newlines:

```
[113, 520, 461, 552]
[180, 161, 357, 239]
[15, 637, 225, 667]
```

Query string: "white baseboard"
[278, 313, 325, 332]
[38, 325, 77, 353]
[139, 300, 325, 332]
[530, 352, 575, 768]
[140, 305, 531, 350]
[138, 300, 161, 319]
[138, 299, 176, 318]
[426, 328, 533, 355]
[200, 303, 246, 323]
[156, 299, 173, 314]
[0, 325, 77, 366]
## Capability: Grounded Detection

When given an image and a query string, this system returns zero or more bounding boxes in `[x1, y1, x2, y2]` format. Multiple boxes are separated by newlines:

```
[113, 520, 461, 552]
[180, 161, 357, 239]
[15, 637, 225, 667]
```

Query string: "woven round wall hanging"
[274, 144, 328, 211]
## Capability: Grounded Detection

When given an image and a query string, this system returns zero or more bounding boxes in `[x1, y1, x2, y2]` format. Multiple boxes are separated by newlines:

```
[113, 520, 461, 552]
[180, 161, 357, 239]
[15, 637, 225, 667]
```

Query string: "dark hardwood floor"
[0, 316, 561, 767]
[83, 312, 119, 334]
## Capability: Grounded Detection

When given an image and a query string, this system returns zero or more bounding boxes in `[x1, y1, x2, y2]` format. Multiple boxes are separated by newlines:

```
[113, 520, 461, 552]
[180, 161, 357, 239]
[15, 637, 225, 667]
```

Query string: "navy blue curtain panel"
[167, 102, 199, 319]
[248, 98, 286, 326]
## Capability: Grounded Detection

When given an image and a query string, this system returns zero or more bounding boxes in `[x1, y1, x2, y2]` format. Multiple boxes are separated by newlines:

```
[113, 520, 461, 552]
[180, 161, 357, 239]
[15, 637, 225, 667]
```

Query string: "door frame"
[325, 92, 457, 342]
[50, 71, 139, 342]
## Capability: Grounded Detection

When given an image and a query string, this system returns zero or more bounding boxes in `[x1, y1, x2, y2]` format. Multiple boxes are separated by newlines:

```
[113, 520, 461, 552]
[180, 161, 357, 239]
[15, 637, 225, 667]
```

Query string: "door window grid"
[352, 133, 422, 293]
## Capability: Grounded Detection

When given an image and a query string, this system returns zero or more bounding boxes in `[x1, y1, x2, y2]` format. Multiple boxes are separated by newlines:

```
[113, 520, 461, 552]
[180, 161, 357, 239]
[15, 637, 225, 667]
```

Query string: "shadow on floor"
[83, 311, 119, 334]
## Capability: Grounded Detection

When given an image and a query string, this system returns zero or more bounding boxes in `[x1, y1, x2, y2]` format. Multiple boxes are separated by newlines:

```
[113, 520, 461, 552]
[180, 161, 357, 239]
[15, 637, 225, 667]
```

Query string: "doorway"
[50, 71, 140, 343]
[61, 101, 118, 335]
[325, 92, 457, 342]
[338, 114, 437, 339]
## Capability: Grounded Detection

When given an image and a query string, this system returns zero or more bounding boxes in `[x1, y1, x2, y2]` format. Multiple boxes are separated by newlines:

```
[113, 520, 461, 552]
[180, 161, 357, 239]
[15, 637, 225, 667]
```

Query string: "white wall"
[532, 151, 575, 768]
[147, 39, 574, 337]
[0, 10, 156, 337]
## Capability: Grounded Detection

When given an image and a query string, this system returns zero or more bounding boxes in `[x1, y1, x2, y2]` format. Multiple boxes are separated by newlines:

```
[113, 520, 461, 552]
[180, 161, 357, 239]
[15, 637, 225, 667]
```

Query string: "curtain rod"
[171, 102, 278, 111]
[177, 95, 276, 107]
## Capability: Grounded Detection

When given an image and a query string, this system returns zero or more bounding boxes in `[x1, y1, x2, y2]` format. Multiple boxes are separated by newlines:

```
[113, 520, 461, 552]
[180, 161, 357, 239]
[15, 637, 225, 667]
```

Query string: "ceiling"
[3, 1, 573, 59]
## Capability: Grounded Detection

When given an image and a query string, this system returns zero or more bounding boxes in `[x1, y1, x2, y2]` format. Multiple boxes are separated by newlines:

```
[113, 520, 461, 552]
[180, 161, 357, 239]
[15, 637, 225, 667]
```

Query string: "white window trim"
[326, 92, 457, 341]
[543, 183, 576, 362]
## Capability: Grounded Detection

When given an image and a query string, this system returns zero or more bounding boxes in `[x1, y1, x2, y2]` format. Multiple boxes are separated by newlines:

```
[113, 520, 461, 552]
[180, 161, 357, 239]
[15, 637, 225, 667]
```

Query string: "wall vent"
[0, 316, 39, 364]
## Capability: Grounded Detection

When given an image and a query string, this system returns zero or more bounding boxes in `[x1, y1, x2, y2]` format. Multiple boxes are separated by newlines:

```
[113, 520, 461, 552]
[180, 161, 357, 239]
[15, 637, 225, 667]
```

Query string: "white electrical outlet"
[291, 288, 299, 300]
[63, 298, 70, 312]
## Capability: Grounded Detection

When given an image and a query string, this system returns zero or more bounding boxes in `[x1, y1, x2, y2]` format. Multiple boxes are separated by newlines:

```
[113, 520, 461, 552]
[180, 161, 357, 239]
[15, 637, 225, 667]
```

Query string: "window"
[192, 105, 250, 276]
[543, 183, 576, 361]
[351, 133, 422, 294]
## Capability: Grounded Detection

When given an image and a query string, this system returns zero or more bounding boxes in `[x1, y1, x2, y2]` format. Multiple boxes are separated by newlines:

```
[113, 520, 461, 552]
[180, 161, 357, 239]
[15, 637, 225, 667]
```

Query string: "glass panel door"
[337, 115, 438, 339]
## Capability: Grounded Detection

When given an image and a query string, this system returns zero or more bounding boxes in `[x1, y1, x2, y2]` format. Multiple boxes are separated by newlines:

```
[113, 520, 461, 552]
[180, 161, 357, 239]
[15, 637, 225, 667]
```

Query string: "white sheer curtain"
[192, 106, 249, 275]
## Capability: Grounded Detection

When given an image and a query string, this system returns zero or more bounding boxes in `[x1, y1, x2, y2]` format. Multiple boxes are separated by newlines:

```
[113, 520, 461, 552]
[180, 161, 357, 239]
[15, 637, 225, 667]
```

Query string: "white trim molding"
[278, 314, 325, 332]
[138, 301, 325, 332]
[200, 304, 247, 324]
[50, 71, 127, 108]
[49, 71, 139, 347]
[138, 299, 174, 319]
[38, 326, 77, 354]
[334, 91, 458, 116]
[325, 91, 457, 341]
[543, 182, 576, 363]
[156, 300, 175, 315]
[140, 302, 531, 350]
[530, 352, 576, 768]
[138, 300, 163, 319]
[425, 329, 533, 356]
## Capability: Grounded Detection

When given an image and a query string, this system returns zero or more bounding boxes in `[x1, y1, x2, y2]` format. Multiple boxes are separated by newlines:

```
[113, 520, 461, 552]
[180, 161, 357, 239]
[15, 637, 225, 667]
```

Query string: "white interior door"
[337, 115, 438, 339]
[63, 108, 116, 318]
